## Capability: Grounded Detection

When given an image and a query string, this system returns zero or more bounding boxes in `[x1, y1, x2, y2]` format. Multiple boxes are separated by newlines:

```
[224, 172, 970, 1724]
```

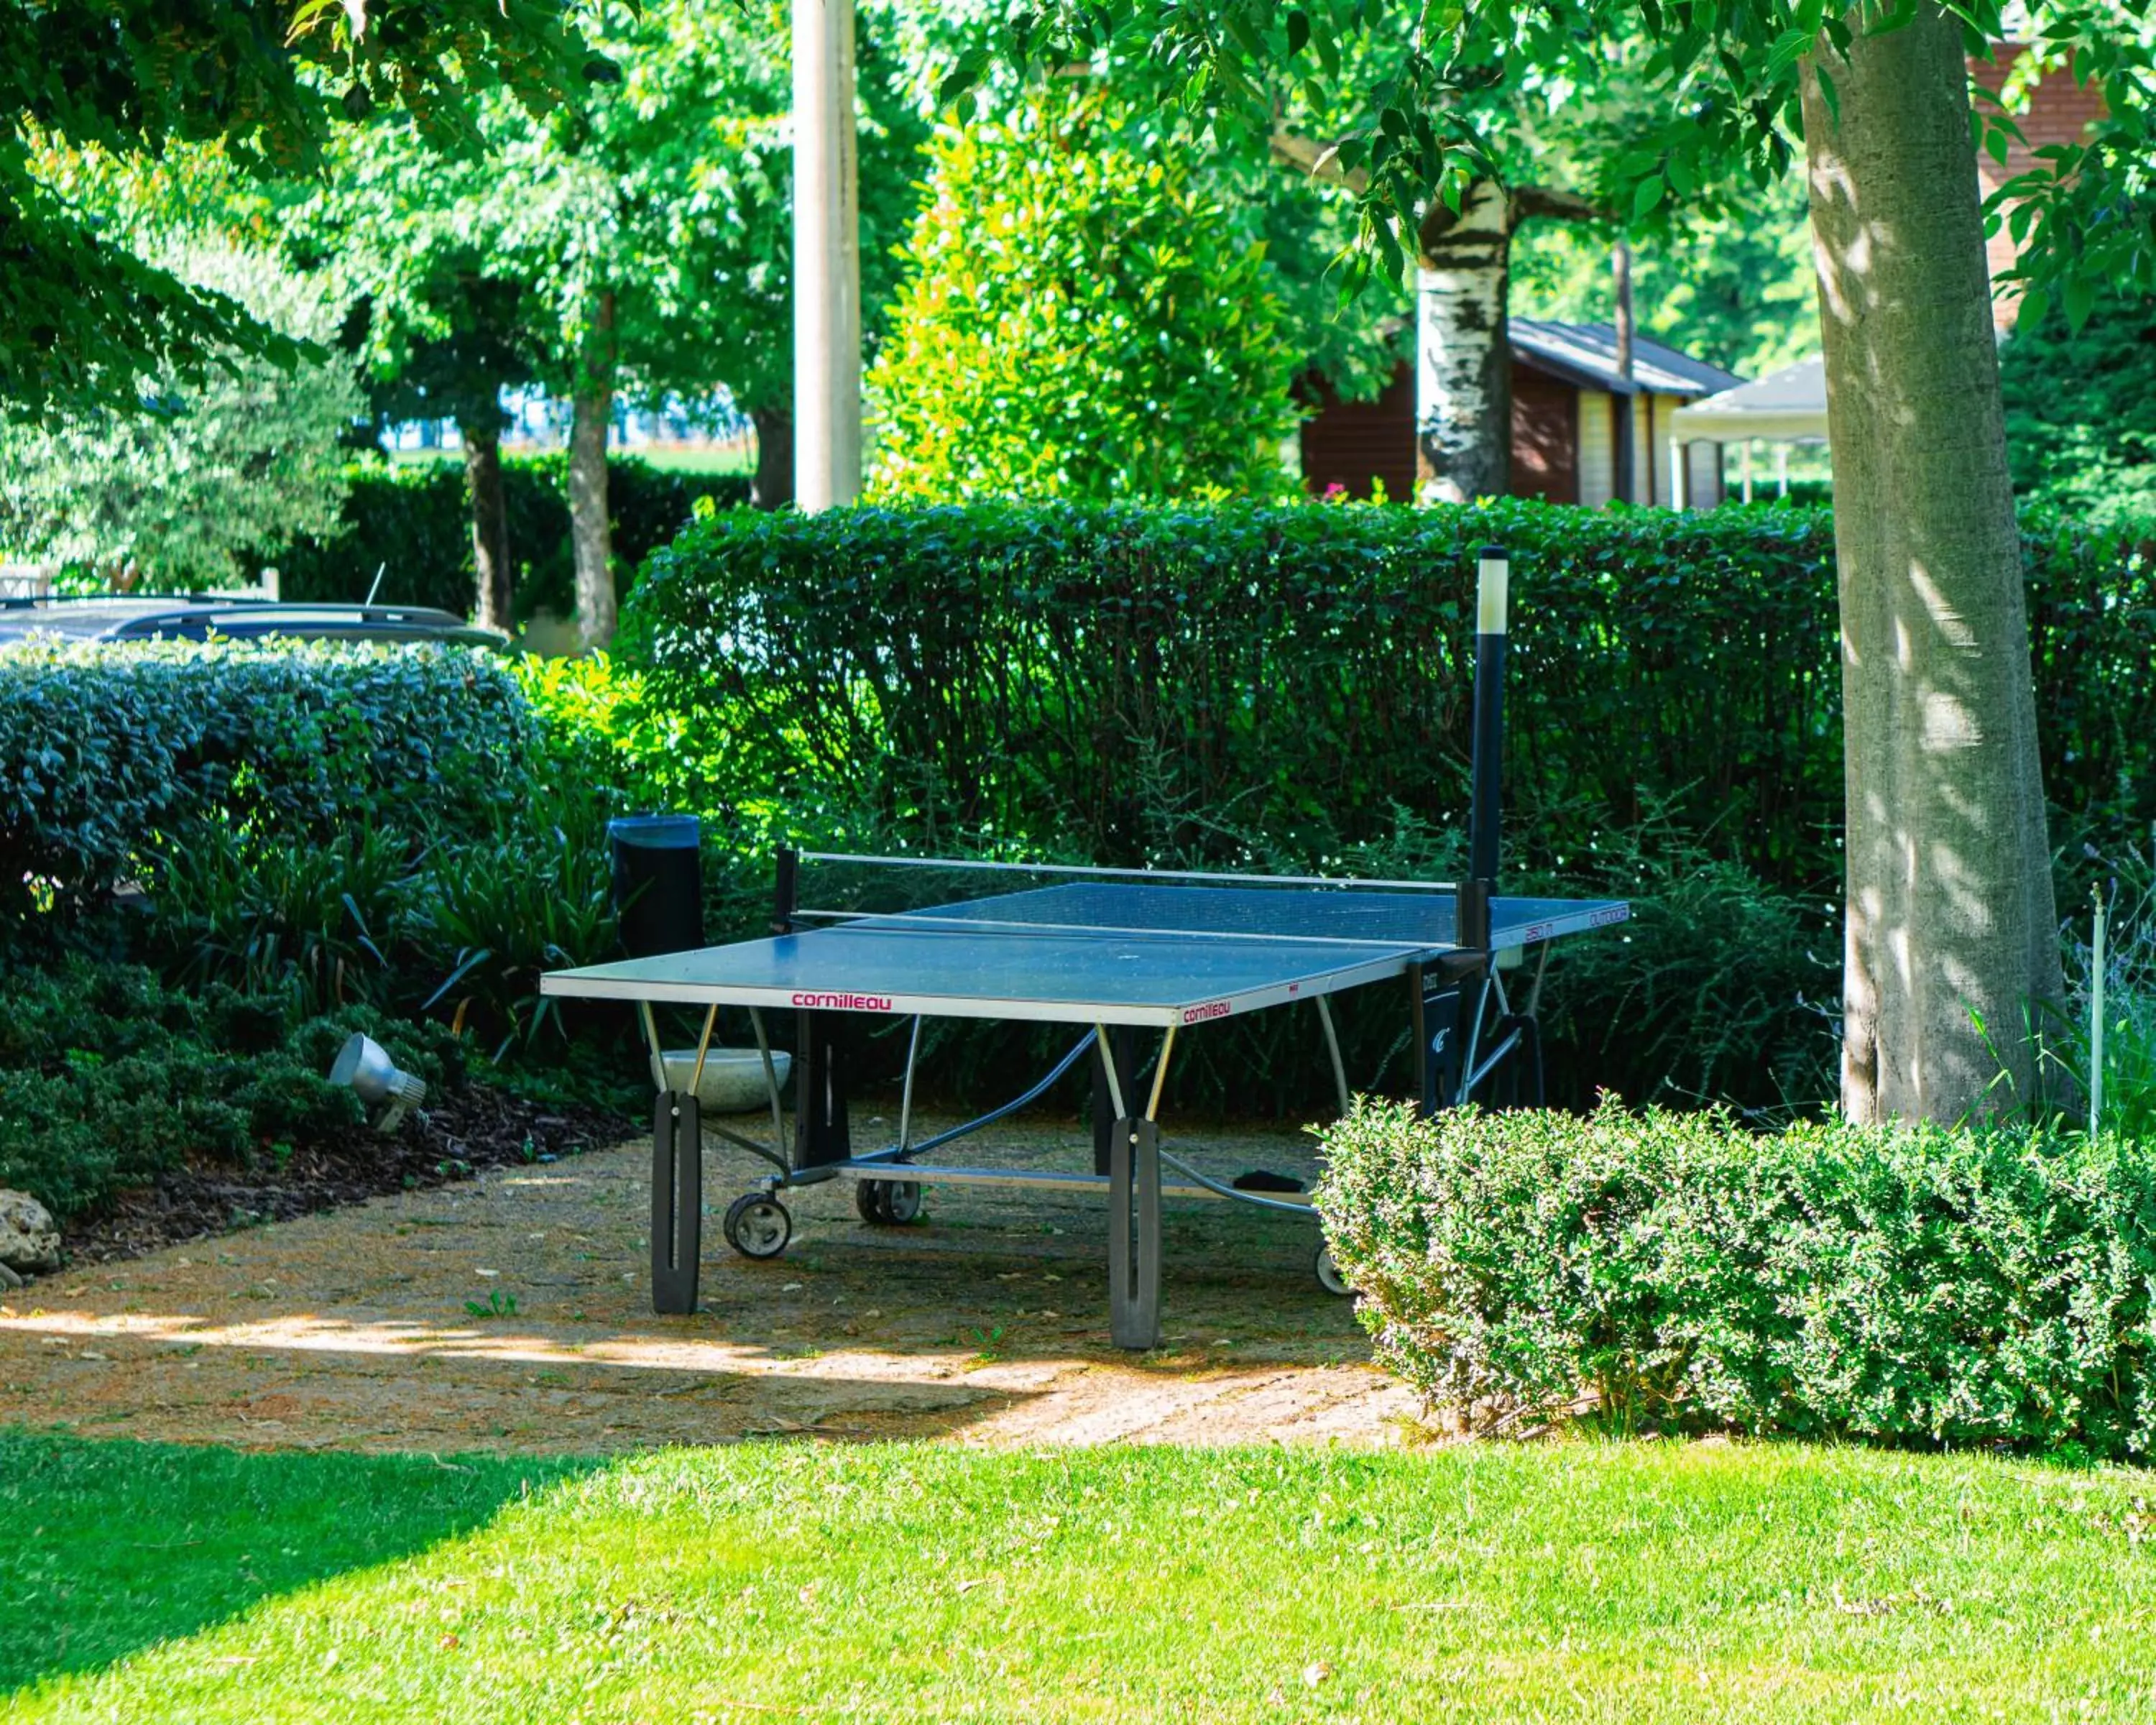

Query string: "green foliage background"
[267, 456, 749, 620]
[2003, 290, 2156, 530]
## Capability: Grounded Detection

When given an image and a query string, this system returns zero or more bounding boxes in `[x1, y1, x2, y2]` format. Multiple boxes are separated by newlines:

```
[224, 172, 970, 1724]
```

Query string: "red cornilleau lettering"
[1180, 1000, 1231, 1024]
[790, 991, 894, 1011]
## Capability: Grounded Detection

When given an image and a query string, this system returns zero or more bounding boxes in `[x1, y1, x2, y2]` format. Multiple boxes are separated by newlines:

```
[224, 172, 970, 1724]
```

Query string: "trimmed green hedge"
[0, 639, 540, 922]
[272, 456, 751, 621]
[628, 498, 2156, 895]
[1316, 1098, 2156, 1459]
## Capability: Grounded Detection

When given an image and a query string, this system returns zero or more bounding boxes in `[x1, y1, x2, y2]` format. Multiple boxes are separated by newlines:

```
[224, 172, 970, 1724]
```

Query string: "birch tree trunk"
[1802, 7, 2060, 1123]
[568, 289, 617, 651]
[461, 415, 513, 637]
[1414, 180, 1512, 503]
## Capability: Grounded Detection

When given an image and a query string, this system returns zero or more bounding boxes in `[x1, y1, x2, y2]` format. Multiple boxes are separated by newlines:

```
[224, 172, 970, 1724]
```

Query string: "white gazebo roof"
[1669, 355, 1827, 444]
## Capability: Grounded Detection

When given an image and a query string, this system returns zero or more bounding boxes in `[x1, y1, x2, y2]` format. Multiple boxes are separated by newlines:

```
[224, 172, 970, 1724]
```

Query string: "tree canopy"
[0, 235, 359, 584]
[0, 0, 597, 418]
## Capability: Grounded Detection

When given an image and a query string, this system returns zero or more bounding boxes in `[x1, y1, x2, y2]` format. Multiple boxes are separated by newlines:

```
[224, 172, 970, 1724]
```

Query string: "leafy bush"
[270, 454, 751, 621]
[2002, 288, 2156, 530]
[135, 774, 625, 1062]
[866, 100, 1302, 503]
[0, 639, 541, 925]
[1317, 1098, 2156, 1459]
[632, 498, 1850, 885]
[0, 961, 462, 1221]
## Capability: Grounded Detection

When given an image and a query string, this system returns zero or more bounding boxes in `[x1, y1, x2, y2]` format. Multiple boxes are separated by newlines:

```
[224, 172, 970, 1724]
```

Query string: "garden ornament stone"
[0, 1189, 60, 1277]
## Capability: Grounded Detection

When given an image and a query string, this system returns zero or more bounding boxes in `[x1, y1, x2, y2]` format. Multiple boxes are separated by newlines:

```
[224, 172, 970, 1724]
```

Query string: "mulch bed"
[63, 1085, 636, 1267]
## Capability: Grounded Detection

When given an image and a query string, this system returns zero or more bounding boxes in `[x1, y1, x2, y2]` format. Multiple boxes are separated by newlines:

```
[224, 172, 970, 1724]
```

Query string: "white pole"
[1776, 443, 1789, 499]
[1741, 441, 1754, 504]
[1669, 438, 1685, 510]
[2091, 883, 2107, 1139]
[793, 0, 861, 511]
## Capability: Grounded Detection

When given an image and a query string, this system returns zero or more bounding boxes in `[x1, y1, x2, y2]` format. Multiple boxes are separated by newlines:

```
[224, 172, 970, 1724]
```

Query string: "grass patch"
[7, 1432, 2156, 1720]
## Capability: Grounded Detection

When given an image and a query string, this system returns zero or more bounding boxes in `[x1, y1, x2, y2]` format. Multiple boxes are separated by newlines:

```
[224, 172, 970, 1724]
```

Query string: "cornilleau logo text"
[791, 991, 894, 1011]
[1180, 1000, 1231, 1024]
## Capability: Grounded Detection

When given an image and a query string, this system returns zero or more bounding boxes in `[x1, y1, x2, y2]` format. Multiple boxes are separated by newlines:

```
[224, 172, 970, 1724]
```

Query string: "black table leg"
[1107, 1116, 1161, 1349]
[651, 1089, 701, 1314]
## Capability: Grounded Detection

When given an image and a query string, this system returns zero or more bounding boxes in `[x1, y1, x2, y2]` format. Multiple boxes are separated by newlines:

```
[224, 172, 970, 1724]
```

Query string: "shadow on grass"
[0, 1428, 597, 1696]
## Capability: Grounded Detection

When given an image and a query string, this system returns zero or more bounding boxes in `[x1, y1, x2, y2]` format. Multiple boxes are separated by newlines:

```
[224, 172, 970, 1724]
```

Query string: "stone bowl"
[658, 1047, 792, 1114]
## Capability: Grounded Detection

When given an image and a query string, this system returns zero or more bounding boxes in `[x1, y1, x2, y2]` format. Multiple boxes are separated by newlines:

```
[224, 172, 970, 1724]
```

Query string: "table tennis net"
[790, 853, 1465, 951]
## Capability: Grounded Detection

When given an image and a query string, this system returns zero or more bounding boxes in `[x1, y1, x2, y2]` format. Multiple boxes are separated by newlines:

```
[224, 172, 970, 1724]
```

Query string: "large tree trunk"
[1414, 180, 1512, 503]
[568, 289, 618, 651]
[1802, 9, 2060, 1124]
[751, 406, 795, 510]
[461, 414, 513, 636]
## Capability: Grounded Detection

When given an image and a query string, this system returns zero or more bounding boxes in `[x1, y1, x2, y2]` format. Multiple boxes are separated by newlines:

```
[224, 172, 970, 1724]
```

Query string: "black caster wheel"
[856, 1178, 923, 1225]
[1314, 1244, 1351, 1297]
[723, 1192, 791, 1259]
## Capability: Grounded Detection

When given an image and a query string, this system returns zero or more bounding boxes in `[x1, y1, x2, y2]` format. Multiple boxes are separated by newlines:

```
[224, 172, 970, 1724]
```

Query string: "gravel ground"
[0, 1099, 1416, 1454]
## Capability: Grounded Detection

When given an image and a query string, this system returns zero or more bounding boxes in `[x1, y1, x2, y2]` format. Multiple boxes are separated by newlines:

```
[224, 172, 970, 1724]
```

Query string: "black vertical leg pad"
[1107, 1117, 1161, 1349]
[1092, 1026, 1139, 1175]
[793, 1009, 852, 1169]
[1422, 985, 1462, 1113]
[651, 1090, 701, 1315]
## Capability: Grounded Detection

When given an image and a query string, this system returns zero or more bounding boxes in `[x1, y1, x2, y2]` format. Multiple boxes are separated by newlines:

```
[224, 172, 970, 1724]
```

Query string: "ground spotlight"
[328, 1033, 426, 1134]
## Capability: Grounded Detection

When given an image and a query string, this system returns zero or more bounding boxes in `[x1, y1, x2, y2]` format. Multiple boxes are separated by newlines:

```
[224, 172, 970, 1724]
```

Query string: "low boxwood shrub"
[1314, 1097, 2156, 1460]
[0, 639, 542, 924]
[0, 960, 463, 1221]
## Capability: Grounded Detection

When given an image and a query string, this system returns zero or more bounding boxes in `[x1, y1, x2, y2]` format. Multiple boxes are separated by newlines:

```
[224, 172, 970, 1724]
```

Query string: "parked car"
[0, 593, 508, 650]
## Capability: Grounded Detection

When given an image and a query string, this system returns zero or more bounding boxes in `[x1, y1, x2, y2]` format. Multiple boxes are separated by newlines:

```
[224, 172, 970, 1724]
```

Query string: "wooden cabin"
[1299, 320, 1743, 507]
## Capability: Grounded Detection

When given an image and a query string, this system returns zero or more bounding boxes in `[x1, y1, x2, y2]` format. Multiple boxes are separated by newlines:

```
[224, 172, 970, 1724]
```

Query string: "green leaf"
[2062, 273, 2098, 332]
[1632, 175, 1666, 221]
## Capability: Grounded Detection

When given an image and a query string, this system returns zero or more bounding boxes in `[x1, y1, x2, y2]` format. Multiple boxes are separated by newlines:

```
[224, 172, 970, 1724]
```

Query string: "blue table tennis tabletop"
[542, 881, 1631, 1029]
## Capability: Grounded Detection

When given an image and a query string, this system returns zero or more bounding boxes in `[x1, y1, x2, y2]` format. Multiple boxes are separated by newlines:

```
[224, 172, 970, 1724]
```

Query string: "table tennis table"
[540, 546, 1630, 1347]
[541, 856, 1628, 1347]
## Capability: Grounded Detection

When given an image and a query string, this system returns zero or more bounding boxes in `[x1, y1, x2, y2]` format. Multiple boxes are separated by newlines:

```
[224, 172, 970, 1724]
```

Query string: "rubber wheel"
[857, 1179, 923, 1225]
[1314, 1244, 1351, 1297]
[723, 1192, 791, 1259]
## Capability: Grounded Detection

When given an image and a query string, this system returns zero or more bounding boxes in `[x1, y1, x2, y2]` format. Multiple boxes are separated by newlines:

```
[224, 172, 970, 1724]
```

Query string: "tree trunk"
[751, 406, 796, 510]
[568, 289, 617, 651]
[461, 414, 513, 636]
[1414, 180, 1513, 503]
[1802, 9, 2060, 1124]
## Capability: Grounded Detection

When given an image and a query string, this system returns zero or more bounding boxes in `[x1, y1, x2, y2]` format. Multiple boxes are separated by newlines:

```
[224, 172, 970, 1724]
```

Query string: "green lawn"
[6, 1430, 2155, 1722]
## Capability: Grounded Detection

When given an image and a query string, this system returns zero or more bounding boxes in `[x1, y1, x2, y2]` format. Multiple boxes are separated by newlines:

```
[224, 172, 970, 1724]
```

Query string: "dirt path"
[0, 1104, 1416, 1454]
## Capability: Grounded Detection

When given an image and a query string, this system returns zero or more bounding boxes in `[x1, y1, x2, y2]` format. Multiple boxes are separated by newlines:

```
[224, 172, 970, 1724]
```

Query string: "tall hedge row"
[630, 500, 2156, 892]
[270, 455, 751, 622]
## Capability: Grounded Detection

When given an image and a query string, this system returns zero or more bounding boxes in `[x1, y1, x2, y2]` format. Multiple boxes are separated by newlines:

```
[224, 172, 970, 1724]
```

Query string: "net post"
[773, 846, 799, 935]
[1468, 546, 1508, 888]
[1447, 546, 1507, 1113]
